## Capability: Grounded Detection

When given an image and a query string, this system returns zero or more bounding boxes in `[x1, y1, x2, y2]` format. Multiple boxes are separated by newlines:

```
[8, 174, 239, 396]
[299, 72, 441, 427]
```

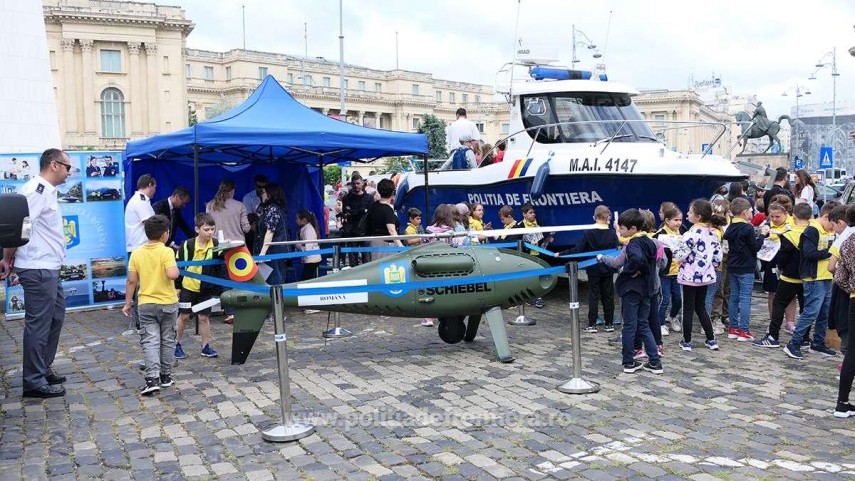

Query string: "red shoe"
[737, 330, 754, 342]
[727, 327, 739, 340]
[223, 315, 234, 325]
[657, 344, 665, 358]
[633, 349, 647, 360]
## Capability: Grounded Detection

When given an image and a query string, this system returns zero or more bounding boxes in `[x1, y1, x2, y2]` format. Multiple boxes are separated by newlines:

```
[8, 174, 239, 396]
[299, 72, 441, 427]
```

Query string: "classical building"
[41, 0, 746, 165]
[634, 89, 737, 158]
[41, 0, 509, 152]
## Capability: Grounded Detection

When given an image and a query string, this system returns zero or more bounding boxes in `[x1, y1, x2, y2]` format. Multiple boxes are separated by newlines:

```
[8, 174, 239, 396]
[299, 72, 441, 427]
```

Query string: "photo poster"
[1, 151, 127, 319]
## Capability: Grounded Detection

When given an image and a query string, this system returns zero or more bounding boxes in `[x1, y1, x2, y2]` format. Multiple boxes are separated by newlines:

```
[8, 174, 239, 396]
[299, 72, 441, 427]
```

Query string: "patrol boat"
[394, 62, 746, 249]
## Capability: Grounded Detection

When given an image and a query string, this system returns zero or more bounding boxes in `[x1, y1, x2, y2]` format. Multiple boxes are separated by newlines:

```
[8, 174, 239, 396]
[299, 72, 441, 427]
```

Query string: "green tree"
[381, 156, 411, 174]
[418, 114, 448, 159]
[323, 164, 342, 187]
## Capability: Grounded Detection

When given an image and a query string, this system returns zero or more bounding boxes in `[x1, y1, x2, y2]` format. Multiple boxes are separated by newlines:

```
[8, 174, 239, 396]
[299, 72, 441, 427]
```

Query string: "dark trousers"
[301, 262, 320, 281]
[17, 269, 65, 391]
[345, 239, 369, 267]
[838, 299, 855, 403]
[636, 292, 662, 350]
[769, 280, 802, 341]
[681, 284, 714, 342]
[620, 291, 659, 365]
[587, 273, 615, 326]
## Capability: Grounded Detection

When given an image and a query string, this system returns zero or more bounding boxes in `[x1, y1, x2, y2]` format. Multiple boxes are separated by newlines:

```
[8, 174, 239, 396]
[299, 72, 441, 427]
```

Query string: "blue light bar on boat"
[529, 67, 608, 82]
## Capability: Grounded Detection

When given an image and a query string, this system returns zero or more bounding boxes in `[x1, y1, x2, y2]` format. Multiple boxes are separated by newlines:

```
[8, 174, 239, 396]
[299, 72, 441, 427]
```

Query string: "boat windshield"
[520, 92, 657, 144]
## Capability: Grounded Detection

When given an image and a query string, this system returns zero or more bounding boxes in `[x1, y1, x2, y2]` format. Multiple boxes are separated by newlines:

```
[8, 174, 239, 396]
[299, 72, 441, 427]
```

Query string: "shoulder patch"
[36, 184, 45, 194]
[139, 194, 145, 200]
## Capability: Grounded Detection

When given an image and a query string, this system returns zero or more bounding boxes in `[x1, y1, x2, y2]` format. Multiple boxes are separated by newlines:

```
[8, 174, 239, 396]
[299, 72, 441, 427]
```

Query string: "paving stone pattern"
[1, 285, 854, 480]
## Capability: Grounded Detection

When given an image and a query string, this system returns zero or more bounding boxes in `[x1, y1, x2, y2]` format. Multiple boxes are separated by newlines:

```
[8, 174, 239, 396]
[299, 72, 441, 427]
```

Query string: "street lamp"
[809, 47, 839, 135]
[781, 84, 810, 163]
[571, 25, 601, 65]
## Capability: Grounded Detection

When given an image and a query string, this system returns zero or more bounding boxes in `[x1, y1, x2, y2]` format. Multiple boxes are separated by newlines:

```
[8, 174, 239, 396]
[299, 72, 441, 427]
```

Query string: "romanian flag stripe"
[507, 158, 533, 179]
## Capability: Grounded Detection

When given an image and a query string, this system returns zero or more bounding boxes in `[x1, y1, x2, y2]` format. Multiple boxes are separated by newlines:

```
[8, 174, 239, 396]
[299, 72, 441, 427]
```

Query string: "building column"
[357, 111, 365, 126]
[128, 42, 142, 136]
[145, 43, 159, 135]
[79, 39, 95, 135]
[61, 38, 77, 134]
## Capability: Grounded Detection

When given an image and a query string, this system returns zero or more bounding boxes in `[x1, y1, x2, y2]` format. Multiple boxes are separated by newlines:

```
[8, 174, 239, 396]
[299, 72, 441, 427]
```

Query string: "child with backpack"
[723, 198, 768, 342]
[574, 205, 619, 333]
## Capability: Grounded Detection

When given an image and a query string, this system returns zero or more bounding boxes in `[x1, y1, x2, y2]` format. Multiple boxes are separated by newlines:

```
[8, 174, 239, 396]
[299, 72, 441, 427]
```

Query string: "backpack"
[451, 147, 471, 170]
[834, 236, 855, 293]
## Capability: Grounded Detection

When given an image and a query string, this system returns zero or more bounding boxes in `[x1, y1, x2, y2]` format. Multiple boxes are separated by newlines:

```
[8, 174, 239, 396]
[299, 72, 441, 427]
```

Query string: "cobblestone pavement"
[1, 283, 854, 481]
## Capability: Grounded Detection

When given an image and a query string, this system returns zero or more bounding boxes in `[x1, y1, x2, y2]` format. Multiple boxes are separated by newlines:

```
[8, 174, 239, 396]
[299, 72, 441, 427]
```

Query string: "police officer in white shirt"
[124, 174, 156, 331]
[445, 108, 481, 153]
[125, 174, 157, 253]
[0, 149, 72, 398]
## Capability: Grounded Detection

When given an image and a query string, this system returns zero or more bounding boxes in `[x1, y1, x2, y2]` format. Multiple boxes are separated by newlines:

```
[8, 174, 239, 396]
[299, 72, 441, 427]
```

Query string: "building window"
[436, 91, 442, 102]
[225, 66, 232, 80]
[374, 82, 382, 92]
[449, 92, 455, 103]
[323, 76, 331, 87]
[462, 94, 469, 104]
[476, 122, 484, 133]
[341, 79, 349, 89]
[203, 66, 214, 80]
[258, 66, 268, 79]
[654, 113, 666, 126]
[100, 49, 121, 72]
[100, 88, 125, 138]
[475, 95, 481, 104]
[303, 74, 313, 86]
[412, 84, 419, 95]
[185, 64, 191, 78]
[412, 117, 421, 130]
[500, 123, 510, 134]
[287, 73, 293, 84]
[358, 80, 366, 91]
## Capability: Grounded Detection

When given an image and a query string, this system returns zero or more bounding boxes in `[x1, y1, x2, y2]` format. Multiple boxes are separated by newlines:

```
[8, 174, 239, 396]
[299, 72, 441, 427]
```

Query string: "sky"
[176, 0, 855, 118]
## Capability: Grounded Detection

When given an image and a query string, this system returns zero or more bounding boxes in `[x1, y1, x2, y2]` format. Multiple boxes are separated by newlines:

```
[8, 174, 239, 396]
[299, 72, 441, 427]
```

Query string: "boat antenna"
[602, 10, 613, 59]
[508, 0, 521, 105]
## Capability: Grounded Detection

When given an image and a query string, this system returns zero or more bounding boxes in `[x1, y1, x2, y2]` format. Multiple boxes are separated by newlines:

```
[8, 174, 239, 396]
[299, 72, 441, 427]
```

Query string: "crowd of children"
[123, 187, 855, 418]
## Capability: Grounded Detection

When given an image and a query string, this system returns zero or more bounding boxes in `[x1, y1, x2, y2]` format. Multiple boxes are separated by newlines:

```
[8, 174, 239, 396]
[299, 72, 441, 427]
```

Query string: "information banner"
[1, 151, 126, 318]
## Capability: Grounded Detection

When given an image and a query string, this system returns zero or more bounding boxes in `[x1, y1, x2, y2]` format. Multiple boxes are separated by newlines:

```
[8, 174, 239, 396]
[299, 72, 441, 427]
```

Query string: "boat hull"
[396, 172, 744, 249]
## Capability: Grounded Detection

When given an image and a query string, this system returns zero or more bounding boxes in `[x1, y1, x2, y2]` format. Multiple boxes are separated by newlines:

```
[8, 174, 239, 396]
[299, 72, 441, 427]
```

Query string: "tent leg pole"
[423, 154, 430, 223]
[193, 144, 200, 215]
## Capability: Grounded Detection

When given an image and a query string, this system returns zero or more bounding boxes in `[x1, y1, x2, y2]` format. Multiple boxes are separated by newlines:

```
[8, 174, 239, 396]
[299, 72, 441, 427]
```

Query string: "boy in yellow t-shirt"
[404, 208, 423, 246]
[122, 215, 180, 396]
[175, 213, 224, 360]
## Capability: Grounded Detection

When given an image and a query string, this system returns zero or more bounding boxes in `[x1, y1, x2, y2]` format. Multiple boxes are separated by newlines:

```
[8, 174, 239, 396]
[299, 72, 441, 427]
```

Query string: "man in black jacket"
[763, 167, 795, 215]
[152, 186, 194, 249]
[340, 174, 374, 266]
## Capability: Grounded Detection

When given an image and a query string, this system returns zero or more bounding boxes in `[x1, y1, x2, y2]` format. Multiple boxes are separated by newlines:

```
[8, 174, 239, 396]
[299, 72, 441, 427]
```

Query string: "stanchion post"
[557, 261, 600, 394]
[262, 285, 315, 442]
[323, 244, 352, 338]
[509, 239, 536, 326]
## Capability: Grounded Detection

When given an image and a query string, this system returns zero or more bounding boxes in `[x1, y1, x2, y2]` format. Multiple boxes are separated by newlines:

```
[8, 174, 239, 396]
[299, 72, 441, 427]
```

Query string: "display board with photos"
[1, 151, 127, 318]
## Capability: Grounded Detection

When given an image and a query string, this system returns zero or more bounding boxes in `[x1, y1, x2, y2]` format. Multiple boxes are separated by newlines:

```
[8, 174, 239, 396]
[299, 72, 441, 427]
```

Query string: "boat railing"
[490, 119, 730, 161]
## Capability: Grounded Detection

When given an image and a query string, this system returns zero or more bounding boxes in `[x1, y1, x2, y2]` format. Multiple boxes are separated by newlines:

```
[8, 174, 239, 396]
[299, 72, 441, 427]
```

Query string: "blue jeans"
[728, 272, 754, 331]
[658, 276, 681, 324]
[705, 275, 719, 316]
[790, 279, 832, 348]
[621, 291, 659, 365]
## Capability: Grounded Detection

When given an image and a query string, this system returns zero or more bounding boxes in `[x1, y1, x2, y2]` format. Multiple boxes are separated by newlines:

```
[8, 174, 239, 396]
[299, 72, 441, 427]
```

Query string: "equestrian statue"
[735, 101, 793, 154]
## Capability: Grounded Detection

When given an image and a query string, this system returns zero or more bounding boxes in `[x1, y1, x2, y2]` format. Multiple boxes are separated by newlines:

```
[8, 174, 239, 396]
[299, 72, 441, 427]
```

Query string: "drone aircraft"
[206, 224, 596, 365]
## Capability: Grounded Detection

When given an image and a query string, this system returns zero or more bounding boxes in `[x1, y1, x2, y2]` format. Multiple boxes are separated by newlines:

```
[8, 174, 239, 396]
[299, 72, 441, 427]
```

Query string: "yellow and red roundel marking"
[225, 246, 258, 282]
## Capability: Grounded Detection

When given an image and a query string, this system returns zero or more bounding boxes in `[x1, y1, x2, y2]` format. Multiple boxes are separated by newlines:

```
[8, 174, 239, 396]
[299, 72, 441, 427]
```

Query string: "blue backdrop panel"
[1, 151, 127, 317]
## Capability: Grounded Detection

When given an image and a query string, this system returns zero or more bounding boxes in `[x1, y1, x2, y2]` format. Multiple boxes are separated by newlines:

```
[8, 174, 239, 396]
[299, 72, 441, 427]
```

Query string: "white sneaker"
[661, 324, 670, 337]
[303, 309, 321, 314]
[712, 324, 725, 336]
[421, 318, 435, 327]
[670, 318, 682, 332]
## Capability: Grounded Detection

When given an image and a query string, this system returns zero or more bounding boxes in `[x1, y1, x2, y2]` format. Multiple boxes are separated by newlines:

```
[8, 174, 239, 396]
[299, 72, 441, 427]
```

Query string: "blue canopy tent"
[123, 75, 429, 261]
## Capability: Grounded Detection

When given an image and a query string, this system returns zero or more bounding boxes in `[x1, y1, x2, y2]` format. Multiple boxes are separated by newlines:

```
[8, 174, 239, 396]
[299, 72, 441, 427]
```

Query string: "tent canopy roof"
[124, 75, 428, 166]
